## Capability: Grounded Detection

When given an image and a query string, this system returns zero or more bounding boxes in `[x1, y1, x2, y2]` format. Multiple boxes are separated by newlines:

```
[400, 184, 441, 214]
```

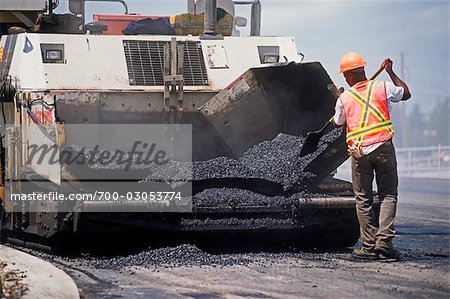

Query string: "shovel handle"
[369, 65, 385, 80]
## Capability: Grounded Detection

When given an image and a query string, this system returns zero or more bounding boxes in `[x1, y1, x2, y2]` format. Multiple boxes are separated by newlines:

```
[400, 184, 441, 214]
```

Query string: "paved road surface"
[27, 177, 450, 299]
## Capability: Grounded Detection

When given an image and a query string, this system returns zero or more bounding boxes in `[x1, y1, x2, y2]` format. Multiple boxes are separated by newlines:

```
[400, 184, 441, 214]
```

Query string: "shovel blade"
[300, 122, 334, 157]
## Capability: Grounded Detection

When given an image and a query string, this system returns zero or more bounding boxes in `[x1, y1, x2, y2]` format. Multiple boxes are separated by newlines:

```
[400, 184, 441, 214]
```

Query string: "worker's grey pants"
[351, 140, 398, 251]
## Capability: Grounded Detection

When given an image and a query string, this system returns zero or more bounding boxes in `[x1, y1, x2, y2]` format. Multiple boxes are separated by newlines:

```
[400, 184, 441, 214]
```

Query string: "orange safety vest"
[340, 80, 394, 148]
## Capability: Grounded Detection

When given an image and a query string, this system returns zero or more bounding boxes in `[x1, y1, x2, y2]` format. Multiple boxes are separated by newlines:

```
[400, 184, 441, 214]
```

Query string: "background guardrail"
[396, 145, 450, 178]
[337, 144, 450, 179]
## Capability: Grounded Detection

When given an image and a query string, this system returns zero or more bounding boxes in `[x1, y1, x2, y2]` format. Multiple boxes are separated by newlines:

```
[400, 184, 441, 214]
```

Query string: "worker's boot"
[375, 240, 401, 260]
[352, 248, 378, 260]
[375, 246, 401, 260]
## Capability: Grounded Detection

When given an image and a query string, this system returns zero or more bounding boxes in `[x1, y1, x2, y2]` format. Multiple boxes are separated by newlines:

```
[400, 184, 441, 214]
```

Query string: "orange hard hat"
[339, 52, 367, 73]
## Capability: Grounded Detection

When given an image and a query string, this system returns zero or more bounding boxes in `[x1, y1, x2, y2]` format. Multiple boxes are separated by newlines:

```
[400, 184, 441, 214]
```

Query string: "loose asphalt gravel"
[63, 128, 344, 191]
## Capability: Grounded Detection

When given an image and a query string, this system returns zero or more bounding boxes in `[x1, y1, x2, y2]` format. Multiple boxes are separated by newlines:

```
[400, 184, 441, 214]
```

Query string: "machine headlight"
[257, 46, 280, 64]
[41, 44, 65, 63]
[45, 50, 63, 61]
[263, 55, 280, 64]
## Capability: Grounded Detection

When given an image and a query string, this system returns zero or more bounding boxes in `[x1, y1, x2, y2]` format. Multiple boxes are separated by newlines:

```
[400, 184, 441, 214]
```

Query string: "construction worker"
[332, 52, 411, 260]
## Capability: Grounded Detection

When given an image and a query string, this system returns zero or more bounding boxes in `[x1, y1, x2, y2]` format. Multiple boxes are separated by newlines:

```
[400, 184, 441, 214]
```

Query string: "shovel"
[299, 66, 385, 157]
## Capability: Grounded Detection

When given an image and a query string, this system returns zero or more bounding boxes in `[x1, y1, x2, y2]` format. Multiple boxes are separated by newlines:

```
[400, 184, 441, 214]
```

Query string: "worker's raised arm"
[382, 58, 411, 100]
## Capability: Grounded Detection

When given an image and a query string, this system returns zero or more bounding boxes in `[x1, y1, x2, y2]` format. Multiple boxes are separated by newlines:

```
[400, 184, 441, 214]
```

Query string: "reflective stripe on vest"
[340, 80, 394, 147]
[346, 120, 393, 141]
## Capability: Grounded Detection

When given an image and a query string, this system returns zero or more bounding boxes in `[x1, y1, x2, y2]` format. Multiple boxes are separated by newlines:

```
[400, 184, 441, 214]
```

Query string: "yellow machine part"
[173, 13, 233, 36]
[0, 186, 4, 206]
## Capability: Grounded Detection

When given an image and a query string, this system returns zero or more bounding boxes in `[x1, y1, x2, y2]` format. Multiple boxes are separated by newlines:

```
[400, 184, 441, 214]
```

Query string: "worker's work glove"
[347, 144, 364, 158]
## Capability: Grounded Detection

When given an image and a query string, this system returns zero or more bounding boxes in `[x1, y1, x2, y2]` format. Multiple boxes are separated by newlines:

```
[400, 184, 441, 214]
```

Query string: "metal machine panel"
[55, 92, 101, 125]
[5, 34, 301, 91]
[123, 40, 208, 86]
[21, 93, 61, 184]
[206, 45, 229, 69]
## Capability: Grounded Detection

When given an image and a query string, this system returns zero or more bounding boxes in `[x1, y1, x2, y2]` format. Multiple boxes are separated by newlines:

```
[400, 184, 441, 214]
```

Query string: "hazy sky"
[56, 0, 450, 113]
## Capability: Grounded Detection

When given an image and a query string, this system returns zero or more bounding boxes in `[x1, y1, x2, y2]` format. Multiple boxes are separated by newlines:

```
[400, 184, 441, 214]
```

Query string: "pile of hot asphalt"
[59, 128, 344, 215]
[62, 128, 343, 192]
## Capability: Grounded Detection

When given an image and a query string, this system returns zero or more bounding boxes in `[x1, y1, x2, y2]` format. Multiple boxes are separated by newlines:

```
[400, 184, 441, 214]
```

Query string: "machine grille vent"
[123, 40, 209, 86]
